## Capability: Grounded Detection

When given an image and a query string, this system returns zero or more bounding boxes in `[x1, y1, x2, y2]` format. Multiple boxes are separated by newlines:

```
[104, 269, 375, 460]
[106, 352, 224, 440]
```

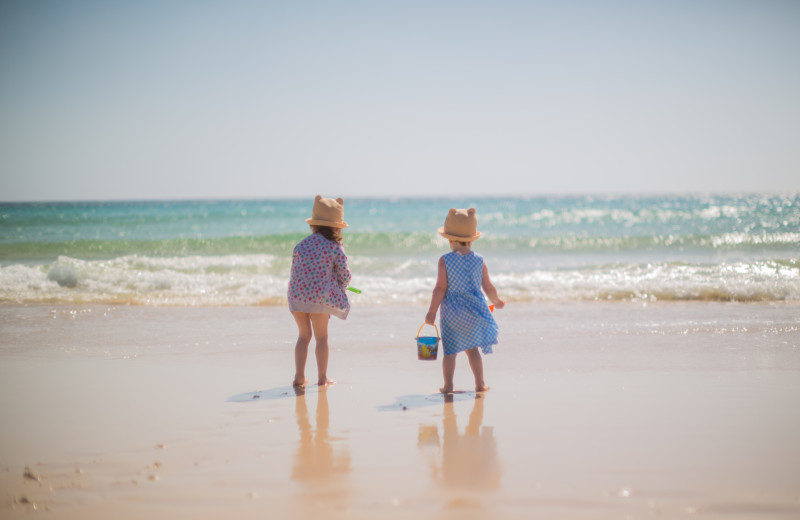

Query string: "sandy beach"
[3, 0, 799, 516]
[1, 302, 799, 519]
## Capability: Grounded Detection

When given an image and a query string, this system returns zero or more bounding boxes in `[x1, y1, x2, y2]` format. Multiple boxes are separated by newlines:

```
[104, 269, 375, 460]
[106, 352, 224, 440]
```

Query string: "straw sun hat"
[305, 195, 348, 228]
[438, 208, 481, 242]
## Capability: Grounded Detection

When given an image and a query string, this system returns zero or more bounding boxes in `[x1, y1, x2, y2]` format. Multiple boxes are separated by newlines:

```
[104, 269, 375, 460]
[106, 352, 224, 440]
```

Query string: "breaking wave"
[1, 255, 797, 306]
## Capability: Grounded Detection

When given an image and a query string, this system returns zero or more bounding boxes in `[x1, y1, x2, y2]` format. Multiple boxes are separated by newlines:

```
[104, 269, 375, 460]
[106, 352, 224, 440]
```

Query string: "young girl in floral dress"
[288, 195, 351, 387]
[425, 208, 505, 394]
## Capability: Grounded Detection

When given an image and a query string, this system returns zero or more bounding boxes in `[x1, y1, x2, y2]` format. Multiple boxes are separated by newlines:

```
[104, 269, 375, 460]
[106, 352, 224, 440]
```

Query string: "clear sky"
[1, 0, 798, 201]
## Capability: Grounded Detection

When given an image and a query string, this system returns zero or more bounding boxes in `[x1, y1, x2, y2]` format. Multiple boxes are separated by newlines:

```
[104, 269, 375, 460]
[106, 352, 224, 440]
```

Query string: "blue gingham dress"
[440, 251, 498, 356]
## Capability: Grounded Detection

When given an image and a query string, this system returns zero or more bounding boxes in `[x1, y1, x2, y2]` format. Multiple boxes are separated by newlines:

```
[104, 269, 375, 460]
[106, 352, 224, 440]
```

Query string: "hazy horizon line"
[2, 190, 798, 205]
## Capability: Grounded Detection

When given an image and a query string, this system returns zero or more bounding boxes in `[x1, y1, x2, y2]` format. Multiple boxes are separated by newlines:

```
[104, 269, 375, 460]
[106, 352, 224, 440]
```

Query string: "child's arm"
[482, 263, 505, 309]
[334, 248, 352, 289]
[425, 257, 447, 324]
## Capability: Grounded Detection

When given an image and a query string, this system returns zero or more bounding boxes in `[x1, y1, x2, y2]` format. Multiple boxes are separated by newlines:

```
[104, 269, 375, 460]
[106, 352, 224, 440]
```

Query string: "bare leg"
[292, 312, 312, 386]
[441, 353, 456, 394]
[310, 313, 334, 386]
[466, 347, 490, 392]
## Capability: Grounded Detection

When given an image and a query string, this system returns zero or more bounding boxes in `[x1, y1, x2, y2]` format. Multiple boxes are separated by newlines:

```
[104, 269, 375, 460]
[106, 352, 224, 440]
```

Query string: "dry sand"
[1, 302, 799, 519]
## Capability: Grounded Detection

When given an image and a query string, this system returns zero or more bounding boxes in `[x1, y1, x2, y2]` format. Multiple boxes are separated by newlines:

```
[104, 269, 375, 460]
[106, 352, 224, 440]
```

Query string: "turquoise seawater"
[1, 195, 798, 305]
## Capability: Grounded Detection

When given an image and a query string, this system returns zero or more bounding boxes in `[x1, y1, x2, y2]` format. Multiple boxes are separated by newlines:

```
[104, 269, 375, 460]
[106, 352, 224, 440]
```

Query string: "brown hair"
[311, 225, 343, 243]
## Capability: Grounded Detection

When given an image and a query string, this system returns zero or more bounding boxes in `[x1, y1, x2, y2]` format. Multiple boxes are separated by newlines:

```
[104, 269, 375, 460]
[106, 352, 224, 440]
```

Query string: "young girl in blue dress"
[425, 208, 505, 394]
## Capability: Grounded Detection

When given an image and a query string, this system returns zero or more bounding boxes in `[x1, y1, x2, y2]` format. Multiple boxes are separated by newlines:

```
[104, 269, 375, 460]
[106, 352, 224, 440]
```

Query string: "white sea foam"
[1, 255, 798, 306]
[495, 260, 800, 302]
[1, 255, 289, 306]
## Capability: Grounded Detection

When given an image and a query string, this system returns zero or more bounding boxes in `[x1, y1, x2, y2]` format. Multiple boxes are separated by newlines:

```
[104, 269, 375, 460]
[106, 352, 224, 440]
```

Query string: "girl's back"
[443, 251, 484, 296]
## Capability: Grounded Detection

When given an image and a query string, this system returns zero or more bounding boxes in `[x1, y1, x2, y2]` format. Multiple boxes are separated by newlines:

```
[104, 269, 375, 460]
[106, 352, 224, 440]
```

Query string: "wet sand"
[1, 302, 799, 519]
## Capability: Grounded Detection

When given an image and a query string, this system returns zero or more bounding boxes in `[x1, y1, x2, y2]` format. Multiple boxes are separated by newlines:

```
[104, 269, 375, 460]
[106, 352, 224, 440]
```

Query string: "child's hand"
[494, 299, 505, 310]
[425, 311, 436, 325]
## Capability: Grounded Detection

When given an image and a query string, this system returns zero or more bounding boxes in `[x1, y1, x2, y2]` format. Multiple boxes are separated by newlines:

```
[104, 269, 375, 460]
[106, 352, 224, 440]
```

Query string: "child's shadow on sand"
[228, 385, 322, 402]
[377, 391, 477, 411]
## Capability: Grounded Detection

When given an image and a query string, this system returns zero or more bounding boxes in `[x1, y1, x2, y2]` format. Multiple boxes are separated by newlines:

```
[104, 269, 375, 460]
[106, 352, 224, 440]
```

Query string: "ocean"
[1, 195, 798, 306]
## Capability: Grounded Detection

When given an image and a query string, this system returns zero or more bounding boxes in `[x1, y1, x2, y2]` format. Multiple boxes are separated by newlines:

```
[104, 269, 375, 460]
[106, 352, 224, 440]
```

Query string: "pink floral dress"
[287, 233, 351, 319]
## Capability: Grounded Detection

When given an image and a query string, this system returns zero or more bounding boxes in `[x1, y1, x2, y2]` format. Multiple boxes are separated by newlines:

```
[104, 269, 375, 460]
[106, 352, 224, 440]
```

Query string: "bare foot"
[293, 378, 307, 387]
[440, 386, 454, 394]
[318, 377, 336, 386]
[476, 384, 491, 392]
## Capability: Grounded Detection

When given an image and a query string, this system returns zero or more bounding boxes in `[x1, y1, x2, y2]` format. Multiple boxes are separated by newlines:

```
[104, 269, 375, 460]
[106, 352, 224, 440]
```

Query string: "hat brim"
[438, 227, 480, 242]
[306, 218, 348, 229]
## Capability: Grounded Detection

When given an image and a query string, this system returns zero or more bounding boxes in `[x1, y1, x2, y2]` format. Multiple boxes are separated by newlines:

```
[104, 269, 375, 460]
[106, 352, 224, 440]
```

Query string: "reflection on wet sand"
[292, 386, 351, 508]
[419, 394, 502, 505]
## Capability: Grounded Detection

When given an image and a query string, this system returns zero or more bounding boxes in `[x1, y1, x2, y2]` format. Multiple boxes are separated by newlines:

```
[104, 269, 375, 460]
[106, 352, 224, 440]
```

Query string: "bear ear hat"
[438, 207, 481, 242]
[305, 195, 348, 229]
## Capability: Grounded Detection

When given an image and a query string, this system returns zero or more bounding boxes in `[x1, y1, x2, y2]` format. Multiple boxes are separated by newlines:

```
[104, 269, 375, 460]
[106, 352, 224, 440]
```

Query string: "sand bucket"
[415, 323, 439, 361]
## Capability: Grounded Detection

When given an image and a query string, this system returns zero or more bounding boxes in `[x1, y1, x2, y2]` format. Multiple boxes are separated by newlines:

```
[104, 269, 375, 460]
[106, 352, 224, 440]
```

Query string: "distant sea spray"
[1, 195, 798, 305]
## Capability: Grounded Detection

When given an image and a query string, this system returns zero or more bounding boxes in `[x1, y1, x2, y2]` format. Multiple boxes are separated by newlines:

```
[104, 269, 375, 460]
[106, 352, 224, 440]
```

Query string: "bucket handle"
[416, 322, 440, 339]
